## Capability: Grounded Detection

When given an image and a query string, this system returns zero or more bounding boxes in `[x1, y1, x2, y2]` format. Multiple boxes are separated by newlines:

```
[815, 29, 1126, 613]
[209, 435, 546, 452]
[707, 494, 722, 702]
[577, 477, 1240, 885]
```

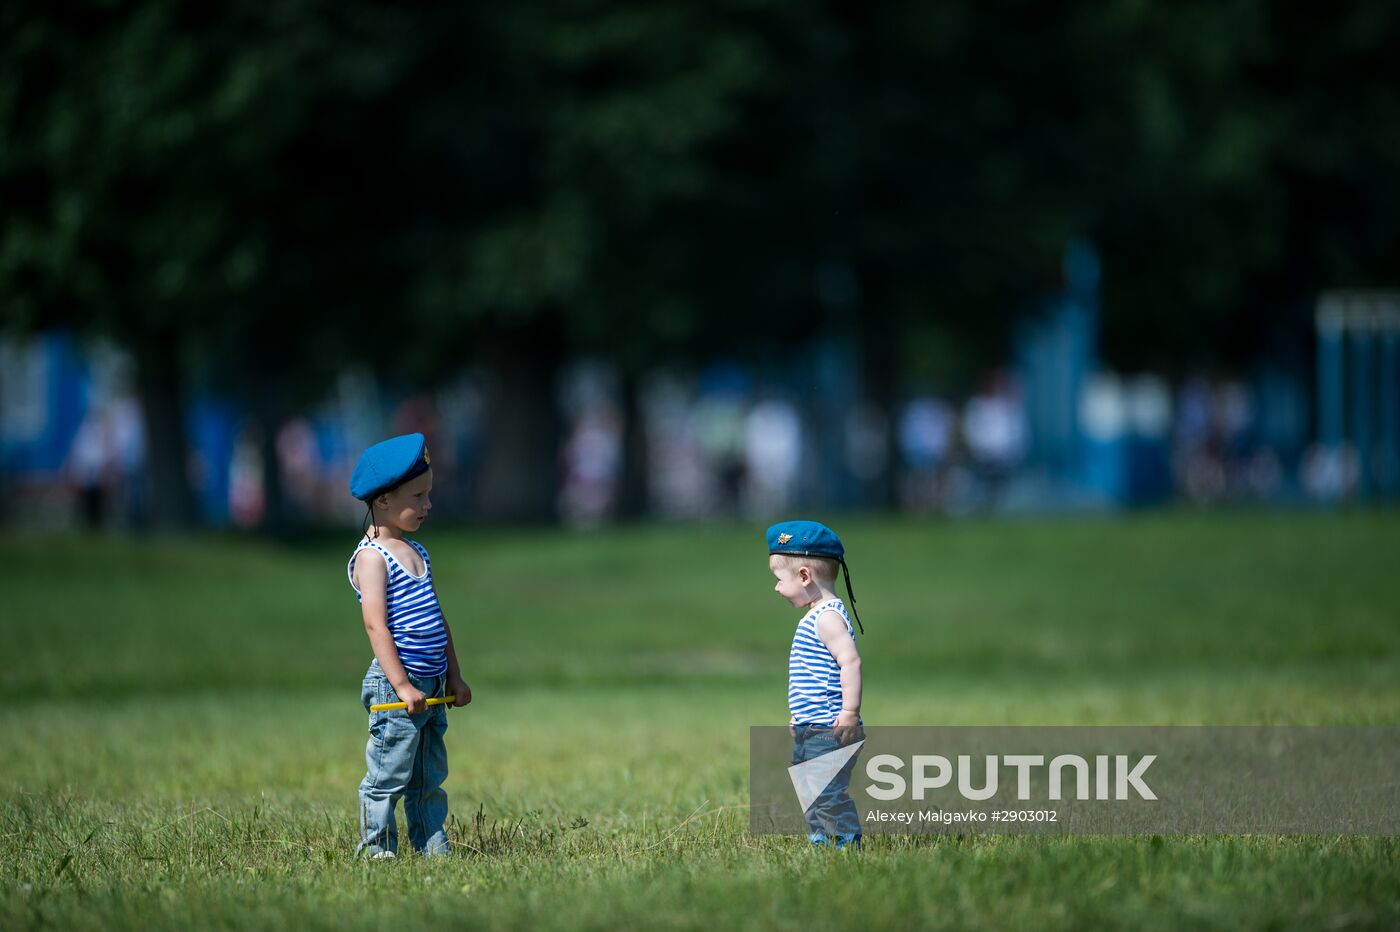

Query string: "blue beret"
[349, 433, 431, 501]
[766, 520, 844, 560]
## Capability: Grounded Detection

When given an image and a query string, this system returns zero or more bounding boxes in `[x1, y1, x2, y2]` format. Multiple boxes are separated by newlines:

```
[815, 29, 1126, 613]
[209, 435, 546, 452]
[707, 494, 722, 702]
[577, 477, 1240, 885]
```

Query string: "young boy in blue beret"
[767, 520, 865, 849]
[347, 433, 472, 858]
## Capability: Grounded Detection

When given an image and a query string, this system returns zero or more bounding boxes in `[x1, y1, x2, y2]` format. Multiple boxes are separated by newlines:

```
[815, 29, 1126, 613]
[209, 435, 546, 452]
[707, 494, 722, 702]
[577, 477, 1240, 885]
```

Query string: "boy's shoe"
[369, 850, 397, 860]
[421, 836, 452, 858]
[834, 833, 862, 850]
[807, 833, 829, 847]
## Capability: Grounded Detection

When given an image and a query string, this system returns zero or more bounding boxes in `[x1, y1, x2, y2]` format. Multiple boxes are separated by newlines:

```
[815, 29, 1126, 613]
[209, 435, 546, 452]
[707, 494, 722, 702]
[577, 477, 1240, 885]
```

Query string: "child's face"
[769, 555, 813, 608]
[376, 469, 433, 532]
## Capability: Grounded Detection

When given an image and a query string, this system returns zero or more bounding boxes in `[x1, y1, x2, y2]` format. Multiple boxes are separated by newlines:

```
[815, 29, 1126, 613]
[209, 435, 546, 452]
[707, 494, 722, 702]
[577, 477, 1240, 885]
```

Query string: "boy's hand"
[448, 676, 473, 708]
[395, 682, 427, 714]
[789, 715, 796, 737]
[833, 710, 861, 745]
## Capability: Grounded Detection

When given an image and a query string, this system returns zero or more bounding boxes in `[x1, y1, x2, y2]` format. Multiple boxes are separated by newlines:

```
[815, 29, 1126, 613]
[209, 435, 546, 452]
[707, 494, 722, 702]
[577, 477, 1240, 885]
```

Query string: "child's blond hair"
[770, 553, 840, 585]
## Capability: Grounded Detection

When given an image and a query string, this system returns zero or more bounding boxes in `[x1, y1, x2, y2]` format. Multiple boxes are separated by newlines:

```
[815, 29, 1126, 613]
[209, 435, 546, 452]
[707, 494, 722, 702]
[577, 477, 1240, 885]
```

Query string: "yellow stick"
[370, 695, 457, 712]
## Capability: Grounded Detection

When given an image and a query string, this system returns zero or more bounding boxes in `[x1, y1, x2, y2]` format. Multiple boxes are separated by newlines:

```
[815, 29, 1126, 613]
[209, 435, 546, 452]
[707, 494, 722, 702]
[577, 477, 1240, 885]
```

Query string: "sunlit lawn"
[2, 511, 1398, 929]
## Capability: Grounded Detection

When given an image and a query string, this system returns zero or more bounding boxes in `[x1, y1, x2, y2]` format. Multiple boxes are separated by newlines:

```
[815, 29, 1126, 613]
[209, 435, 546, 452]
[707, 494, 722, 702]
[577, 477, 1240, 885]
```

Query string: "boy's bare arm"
[436, 596, 473, 708]
[355, 550, 426, 713]
[817, 610, 862, 739]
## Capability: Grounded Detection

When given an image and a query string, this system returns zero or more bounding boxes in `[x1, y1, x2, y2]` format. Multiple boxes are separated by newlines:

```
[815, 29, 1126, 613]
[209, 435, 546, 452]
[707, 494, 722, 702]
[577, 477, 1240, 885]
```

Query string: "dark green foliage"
[6, 1, 1398, 362]
[3, 2, 1399, 521]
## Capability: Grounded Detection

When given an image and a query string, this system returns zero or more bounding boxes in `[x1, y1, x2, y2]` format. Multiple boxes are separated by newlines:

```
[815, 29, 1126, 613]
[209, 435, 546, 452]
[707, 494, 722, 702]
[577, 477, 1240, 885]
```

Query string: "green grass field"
[2, 511, 1398, 930]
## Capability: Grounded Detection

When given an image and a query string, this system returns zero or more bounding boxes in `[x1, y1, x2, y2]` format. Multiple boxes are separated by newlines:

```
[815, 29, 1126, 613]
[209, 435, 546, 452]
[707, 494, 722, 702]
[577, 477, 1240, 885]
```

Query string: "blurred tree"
[0, 2, 419, 528]
[409, 1, 785, 519]
[5, 0, 1398, 528]
[1062, 0, 1400, 372]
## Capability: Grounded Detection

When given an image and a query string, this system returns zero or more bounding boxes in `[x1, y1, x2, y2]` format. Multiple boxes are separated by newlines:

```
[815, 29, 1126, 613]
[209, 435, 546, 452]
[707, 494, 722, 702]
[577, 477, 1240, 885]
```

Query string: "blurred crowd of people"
[0, 334, 1377, 532]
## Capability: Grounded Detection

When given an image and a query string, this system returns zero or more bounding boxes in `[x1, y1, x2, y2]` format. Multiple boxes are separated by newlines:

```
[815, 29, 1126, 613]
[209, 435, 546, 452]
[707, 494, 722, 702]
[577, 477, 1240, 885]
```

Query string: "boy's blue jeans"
[791, 724, 863, 843]
[357, 659, 451, 857]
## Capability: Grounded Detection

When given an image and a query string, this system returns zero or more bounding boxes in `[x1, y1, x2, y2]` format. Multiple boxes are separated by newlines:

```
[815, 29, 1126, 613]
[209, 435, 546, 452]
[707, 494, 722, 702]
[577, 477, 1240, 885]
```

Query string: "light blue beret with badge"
[766, 519, 864, 633]
[349, 433, 431, 501]
[766, 520, 844, 560]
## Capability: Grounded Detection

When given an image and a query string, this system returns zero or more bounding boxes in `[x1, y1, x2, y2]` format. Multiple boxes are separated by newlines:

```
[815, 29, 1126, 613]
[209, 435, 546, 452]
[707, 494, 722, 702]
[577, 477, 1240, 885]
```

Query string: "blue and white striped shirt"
[788, 598, 856, 725]
[348, 537, 449, 677]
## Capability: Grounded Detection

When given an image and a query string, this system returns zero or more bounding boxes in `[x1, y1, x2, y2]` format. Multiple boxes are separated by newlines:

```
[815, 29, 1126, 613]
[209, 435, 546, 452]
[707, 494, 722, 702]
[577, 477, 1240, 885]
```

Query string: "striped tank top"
[788, 598, 856, 725]
[347, 537, 449, 677]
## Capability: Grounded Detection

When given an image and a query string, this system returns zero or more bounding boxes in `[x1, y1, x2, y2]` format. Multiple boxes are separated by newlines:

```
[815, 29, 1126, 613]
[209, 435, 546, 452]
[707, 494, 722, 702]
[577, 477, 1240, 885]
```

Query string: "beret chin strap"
[362, 500, 379, 539]
[840, 559, 864, 634]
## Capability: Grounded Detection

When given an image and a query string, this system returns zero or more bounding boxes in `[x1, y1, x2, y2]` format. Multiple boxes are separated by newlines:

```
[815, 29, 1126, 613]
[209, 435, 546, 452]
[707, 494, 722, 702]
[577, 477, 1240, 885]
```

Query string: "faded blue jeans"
[357, 659, 451, 857]
[791, 724, 863, 843]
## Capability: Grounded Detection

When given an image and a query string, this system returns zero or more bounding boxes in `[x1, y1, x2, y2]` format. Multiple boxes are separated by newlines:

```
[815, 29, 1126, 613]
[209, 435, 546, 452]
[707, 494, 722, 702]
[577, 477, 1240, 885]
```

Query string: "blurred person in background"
[107, 389, 147, 528]
[962, 372, 1027, 510]
[694, 364, 748, 515]
[1173, 377, 1222, 503]
[228, 421, 265, 528]
[642, 372, 713, 519]
[843, 402, 890, 507]
[65, 403, 116, 529]
[560, 405, 623, 527]
[897, 396, 954, 512]
[277, 418, 320, 515]
[744, 398, 802, 517]
[558, 363, 624, 526]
